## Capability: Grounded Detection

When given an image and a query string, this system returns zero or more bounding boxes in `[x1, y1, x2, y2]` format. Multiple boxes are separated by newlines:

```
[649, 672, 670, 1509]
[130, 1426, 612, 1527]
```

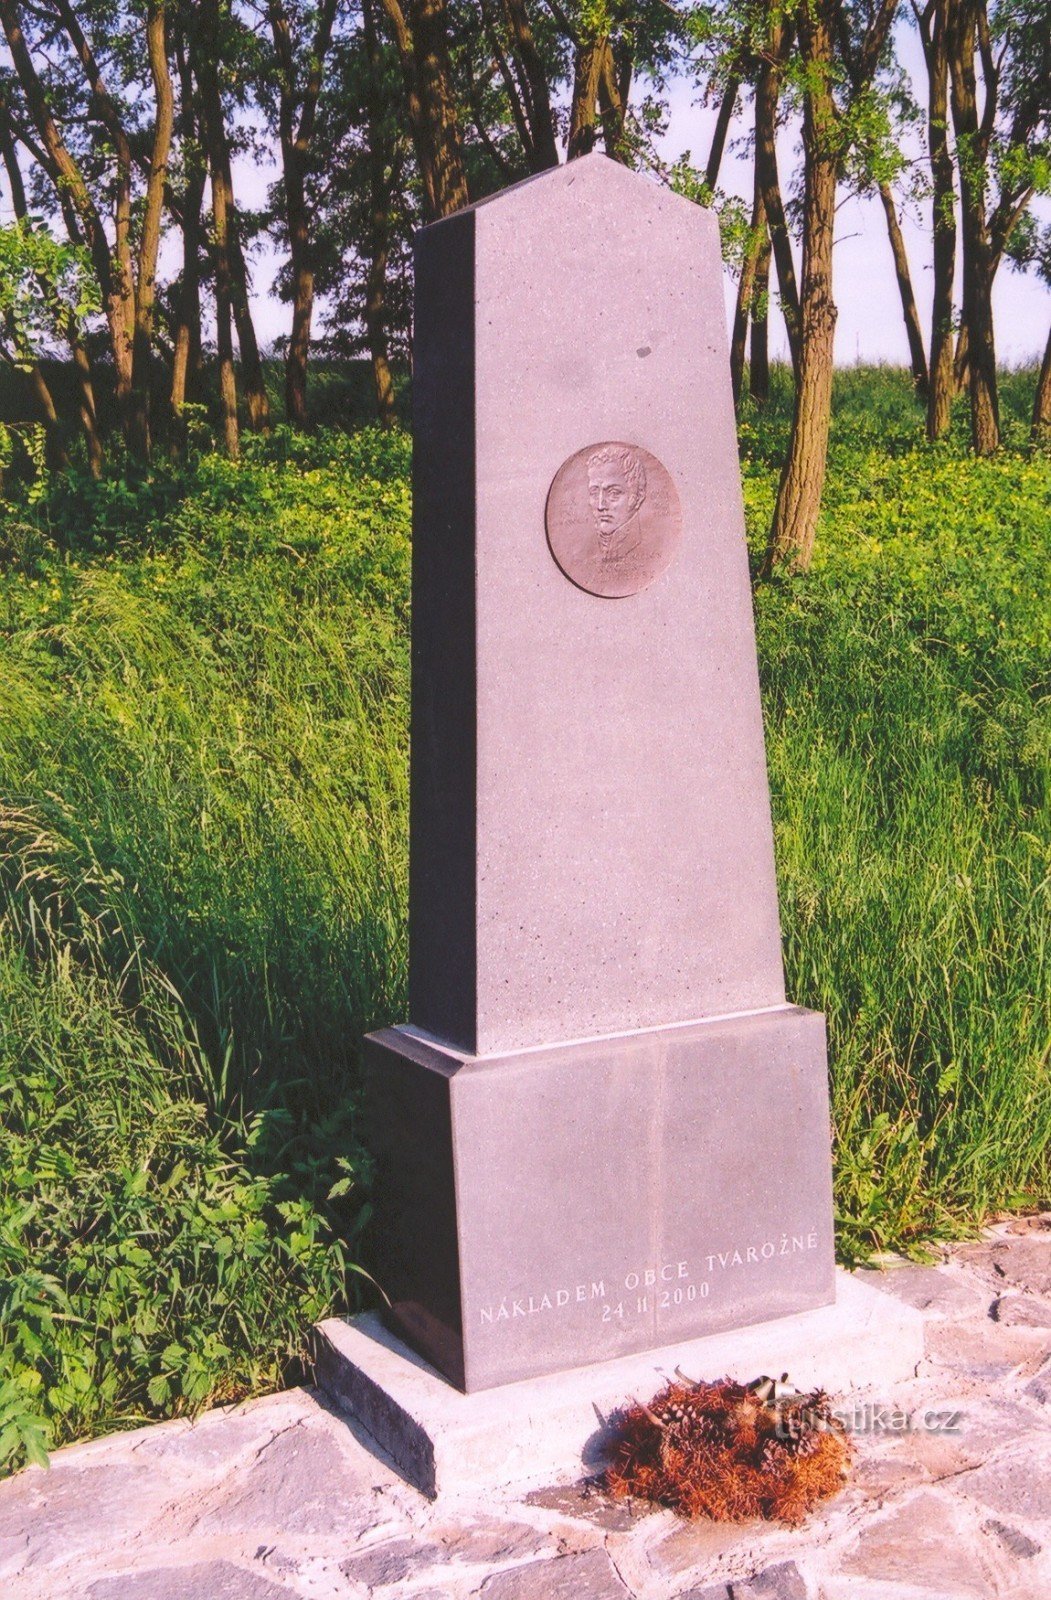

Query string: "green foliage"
[0, 427, 410, 1475]
[741, 364, 1051, 1260]
[0, 221, 99, 369]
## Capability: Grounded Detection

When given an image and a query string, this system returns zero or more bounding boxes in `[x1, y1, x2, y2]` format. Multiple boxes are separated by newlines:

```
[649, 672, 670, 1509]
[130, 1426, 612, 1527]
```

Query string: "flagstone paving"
[3, 1218, 1050, 1600]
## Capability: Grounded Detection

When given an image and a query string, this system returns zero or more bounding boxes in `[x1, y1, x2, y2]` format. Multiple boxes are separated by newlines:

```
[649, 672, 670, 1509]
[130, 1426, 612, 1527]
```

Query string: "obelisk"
[365, 153, 835, 1393]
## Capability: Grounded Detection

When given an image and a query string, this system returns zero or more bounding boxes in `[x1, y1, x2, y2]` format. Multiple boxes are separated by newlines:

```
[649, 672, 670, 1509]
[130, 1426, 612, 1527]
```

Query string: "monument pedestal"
[362, 157, 847, 1420]
[366, 1005, 835, 1393]
[314, 1276, 925, 1499]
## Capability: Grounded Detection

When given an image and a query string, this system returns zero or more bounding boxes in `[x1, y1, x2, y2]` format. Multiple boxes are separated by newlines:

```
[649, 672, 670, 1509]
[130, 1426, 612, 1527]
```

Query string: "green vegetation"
[0, 369, 1048, 1476]
[744, 367, 1050, 1259]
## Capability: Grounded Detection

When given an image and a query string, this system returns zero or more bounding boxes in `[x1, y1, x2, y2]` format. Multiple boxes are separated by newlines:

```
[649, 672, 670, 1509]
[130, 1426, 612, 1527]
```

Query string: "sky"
[229, 19, 1048, 368]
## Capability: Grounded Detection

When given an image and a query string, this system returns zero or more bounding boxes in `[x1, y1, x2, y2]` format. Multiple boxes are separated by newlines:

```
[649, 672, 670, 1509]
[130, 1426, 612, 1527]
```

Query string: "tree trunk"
[0, 98, 64, 466]
[705, 75, 738, 190]
[282, 191, 312, 425]
[170, 165, 206, 422]
[24, 362, 69, 469]
[503, 0, 559, 169]
[597, 37, 631, 159]
[270, 0, 338, 426]
[54, 0, 139, 449]
[764, 5, 838, 574]
[568, 36, 604, 158]
[70, 331, 103, 475]
[0, 81, 98, 472]
[127, 0, 174, 459]
[366, 209, 396, 429]
[753, 18, 801, 372]
[878, 181, 929, 399]
[411, 0, 470, 216]
[919, 0, 956, 437]
[379, 0, 468, 218]
[364, 0, 397, 428]
[0, 0, 133, 450]
[749, 235, 771, 404]
[730, 178, 765, 409]
[196, 0, 239, 457]
[210, 167, 240, 458]
[227, 205, 270, 433]
[948, 0, 999, 453]
[1033, 324, 1051, 442]
[169, 32, 201, 435]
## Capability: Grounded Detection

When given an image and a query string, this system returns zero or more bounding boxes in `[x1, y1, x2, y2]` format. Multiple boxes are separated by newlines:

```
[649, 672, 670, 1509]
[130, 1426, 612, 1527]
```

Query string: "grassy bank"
[0, 368, 1047, 1472]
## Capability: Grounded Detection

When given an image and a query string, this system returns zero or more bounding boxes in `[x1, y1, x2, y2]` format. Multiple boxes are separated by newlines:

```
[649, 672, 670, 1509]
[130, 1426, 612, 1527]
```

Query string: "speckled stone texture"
[371, 153, 832, 1390]
[366, 1008, 834, 1391]
[408, 153, 785, 1057]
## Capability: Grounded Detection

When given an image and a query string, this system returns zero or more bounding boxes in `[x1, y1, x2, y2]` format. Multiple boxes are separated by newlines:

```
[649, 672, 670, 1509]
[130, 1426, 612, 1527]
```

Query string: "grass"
[0, 366, 1047, 1473]
[742, 365, 1050, 1257]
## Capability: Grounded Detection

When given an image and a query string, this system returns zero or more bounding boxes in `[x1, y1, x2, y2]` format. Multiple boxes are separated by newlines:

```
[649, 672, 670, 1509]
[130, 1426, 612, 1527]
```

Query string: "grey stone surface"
[990, 1292, 1051, 1327]
[525, 1484, 641, 1531]
[340, 1535, 441, 1587]
[956, 1236, 1051, 1296]
[434, 1520, 547, 1565]
[0, 1460, 170, 1572]
[983, 1519, 1042, 1558]
[475, 1549, 629, 1598]
[958, 1447, 1051, 1520]
[408, 154, 785, 1058]
[840, 1492, 994, 1596]
[188, 1423, 375, 1536]
[1025, 1357, 1051, 1404]
[86, 1562, 292, 1600]
[855, 1265, 991, 1319]
[923, 1318, 1045, 1379]
[731, 1562, 808, 1600]
[367, 1007, 834, 1389]
[315, 1272, 923, 1497]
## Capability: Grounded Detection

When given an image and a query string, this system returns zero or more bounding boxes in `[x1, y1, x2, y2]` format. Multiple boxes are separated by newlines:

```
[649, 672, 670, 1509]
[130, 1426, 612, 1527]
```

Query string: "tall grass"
[743, 365, 1050, 1256]
[0, 371, 1046, 1471]
[0, 428, 410, 1471]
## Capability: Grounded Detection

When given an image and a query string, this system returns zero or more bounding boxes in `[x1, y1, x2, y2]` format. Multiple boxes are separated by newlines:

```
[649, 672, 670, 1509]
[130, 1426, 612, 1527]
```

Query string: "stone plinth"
[314, 1273, 926, 1499]
[367, 1006, 833, 1391]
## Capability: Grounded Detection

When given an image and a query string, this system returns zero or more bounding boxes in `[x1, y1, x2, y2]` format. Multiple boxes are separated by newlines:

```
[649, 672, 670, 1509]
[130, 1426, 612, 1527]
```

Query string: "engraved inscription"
[545, 441, 682, 598]
[476, 1231, 823, 1328]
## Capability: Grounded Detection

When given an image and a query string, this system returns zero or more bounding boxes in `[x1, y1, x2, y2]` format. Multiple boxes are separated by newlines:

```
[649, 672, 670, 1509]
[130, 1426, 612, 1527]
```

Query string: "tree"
[913, 0, 956, 436]
[945, 0, 1049, 454]
[378, 0, 469, 217]
[0, 218, 98, 468]
[764, 0, 900, 575]
[265, 0, 341, 424]
[878, 179, 929, 398]
[0, 0, 174, 457]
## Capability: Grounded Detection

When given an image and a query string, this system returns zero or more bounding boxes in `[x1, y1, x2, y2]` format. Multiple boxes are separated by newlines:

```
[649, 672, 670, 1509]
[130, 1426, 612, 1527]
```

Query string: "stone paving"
[2, 1218, 1050, 1600]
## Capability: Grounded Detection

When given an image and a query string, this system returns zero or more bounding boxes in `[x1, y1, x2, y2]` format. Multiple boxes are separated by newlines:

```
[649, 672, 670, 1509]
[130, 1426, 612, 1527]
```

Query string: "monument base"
[365, 1004, 835, 1392]
[314, 1274, 925, 1498]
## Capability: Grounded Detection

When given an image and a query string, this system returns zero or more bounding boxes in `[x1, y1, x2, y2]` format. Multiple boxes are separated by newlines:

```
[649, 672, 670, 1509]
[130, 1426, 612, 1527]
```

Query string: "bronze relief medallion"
[545, 441, 683, 599]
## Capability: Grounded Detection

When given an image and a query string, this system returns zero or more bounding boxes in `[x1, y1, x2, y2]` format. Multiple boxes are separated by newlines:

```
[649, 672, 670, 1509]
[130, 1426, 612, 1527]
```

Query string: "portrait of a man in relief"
[545, 439, 681, 599]
[586, 445, 648, 569]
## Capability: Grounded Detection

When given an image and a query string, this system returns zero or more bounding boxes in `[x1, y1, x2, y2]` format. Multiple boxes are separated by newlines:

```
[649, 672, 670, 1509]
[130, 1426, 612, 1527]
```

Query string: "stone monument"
[364, 153, 835, 1395]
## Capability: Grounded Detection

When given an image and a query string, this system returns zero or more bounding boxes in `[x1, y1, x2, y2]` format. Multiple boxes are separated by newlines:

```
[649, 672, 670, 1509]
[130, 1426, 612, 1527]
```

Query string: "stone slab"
[410, 154, 785, 1058]
[365, 1005, 834, 1390]
[313, 1270, 925, 1499]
